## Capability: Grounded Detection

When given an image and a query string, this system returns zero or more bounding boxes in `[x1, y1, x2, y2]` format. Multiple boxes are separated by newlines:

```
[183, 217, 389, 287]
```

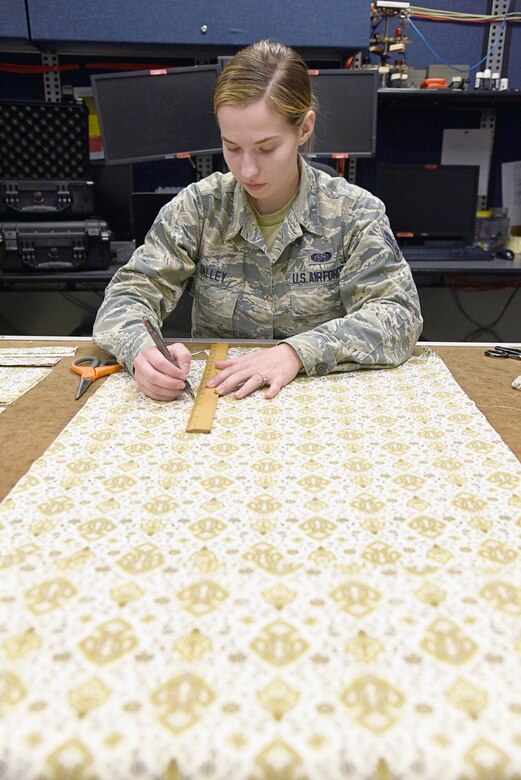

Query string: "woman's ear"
[299, 110, 316, 145]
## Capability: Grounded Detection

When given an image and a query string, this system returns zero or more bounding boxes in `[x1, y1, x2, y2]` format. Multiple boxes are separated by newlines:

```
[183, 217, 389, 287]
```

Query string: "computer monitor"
[92, 64, 377, 165]
[376, 163, 480, 243]
[91, 65, 222, 164]
[131, 191, 179, 245]
[309, 69, 378, 157]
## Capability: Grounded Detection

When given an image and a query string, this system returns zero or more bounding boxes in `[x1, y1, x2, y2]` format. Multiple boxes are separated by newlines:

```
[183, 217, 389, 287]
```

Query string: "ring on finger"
[255, 373, 268, 386]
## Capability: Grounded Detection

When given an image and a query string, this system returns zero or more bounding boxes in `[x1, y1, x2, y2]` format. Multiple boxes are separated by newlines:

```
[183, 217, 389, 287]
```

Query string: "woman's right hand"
[133, 343, 192, 400]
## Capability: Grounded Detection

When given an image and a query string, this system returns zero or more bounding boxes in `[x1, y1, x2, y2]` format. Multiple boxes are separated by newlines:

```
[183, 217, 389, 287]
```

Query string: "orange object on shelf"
[420, 78, 449, 89]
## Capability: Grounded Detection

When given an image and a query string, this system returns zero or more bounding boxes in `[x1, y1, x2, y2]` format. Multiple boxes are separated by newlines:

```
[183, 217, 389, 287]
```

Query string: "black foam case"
[0, 220, 112, 272]
[0, 180, 94, 219]
[0, 100, 94, 220]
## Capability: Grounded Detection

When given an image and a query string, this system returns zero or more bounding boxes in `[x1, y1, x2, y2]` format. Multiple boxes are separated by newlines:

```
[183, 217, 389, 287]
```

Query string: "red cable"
[411, 13, 510, 23]
[0, 62, 174, 74]
[0, 63, 79, 73]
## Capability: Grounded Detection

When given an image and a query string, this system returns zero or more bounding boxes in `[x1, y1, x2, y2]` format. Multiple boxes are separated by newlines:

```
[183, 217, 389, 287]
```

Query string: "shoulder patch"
[381, 227, 400, 261]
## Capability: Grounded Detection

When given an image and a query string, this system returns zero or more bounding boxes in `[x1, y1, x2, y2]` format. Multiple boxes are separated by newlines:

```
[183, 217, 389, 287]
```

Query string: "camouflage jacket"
[93, 158, 423, 376]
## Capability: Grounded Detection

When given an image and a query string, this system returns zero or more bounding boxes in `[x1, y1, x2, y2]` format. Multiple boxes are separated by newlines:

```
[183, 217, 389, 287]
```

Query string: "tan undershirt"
[249, 193, 298, 251]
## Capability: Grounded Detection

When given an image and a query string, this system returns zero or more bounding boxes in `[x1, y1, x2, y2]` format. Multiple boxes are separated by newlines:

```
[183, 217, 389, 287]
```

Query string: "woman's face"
[217, 99, 315, 215]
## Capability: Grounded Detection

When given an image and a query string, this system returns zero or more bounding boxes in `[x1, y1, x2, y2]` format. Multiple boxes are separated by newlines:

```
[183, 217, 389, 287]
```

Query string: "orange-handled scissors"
[71, 355, 122, 400]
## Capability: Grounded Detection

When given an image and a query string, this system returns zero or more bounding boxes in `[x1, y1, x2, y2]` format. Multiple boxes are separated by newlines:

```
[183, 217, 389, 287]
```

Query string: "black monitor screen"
[309, 69, 377, 157]
[376, 164, 479, 242]
[131, 191, 178, 245]
[91, 65, 222, 164]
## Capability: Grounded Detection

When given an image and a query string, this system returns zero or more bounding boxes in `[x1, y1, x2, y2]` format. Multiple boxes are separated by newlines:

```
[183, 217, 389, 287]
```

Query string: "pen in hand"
[142, 318, 195, 400]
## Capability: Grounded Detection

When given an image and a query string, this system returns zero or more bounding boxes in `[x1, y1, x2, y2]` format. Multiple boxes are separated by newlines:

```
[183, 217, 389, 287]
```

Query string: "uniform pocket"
[191, 275, 242, 338]
[290, 268, 345, 327]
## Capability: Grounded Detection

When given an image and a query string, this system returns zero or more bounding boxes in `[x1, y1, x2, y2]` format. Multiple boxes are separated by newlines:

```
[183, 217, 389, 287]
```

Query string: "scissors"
[71, 356, 122, 399]
[484, 345, 521, 361]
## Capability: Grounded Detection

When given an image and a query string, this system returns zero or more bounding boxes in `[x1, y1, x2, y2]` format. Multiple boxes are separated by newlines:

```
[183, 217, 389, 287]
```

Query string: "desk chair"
[309, 160, 341, 177]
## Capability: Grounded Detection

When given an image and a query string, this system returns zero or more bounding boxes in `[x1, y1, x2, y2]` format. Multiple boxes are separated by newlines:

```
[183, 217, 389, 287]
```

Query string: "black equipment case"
[0, 180, 94, 219]
[0, 220, 111, 272]
[0, 100, 94, 220]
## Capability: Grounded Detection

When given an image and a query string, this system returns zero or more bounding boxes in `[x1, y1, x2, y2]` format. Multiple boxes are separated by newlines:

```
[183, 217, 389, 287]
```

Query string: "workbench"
[1, 339, 520, 780]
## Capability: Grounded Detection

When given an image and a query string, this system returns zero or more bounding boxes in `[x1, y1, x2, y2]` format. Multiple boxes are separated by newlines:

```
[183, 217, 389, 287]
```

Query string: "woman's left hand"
[207, 343, 303, 400]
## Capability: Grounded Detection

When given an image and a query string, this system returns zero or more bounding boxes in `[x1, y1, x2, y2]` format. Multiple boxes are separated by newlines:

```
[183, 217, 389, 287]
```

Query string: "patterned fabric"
[0, 347, 76, 367]
[0, 366, 52, 404]
[92, 159, 422, 376]
[0, 348, 76, 407]
[1, 348, 520, 780]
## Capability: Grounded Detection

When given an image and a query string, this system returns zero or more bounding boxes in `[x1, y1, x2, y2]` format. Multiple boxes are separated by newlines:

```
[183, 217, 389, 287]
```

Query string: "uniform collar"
[225, 182, 254, 241]
[225, 156, 323, 242]
[292, 157, 323, 237]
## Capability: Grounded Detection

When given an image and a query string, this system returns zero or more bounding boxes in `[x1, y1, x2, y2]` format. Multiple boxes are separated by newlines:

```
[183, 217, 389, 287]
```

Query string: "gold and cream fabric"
[1, 348, 521, 779]
[0, 346, 76, 367]
[0, 366, 52, 405]
[0, 347, 77, 410]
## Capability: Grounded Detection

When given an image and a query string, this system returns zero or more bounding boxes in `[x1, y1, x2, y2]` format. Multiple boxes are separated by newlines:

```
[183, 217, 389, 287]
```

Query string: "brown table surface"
[1, 340, 520, 502]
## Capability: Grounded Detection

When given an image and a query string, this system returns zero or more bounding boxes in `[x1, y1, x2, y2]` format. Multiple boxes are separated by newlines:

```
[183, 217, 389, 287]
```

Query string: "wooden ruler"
[186, 343, 229, 433]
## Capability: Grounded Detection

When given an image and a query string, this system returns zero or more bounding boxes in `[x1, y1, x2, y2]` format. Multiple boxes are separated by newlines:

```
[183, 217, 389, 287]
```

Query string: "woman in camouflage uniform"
[93, 40, 422, 401]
